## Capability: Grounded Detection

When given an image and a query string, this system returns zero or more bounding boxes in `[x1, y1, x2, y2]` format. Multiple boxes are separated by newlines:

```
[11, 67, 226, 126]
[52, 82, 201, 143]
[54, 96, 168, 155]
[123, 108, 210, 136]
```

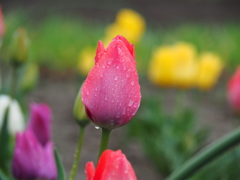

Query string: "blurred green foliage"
[1, 9, 240, 73]
[127, 97, 208, 177]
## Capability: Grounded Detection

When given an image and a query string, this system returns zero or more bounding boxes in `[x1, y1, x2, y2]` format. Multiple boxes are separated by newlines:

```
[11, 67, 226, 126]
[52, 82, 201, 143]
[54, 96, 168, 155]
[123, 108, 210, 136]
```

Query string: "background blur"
[1, 0, 240, 179]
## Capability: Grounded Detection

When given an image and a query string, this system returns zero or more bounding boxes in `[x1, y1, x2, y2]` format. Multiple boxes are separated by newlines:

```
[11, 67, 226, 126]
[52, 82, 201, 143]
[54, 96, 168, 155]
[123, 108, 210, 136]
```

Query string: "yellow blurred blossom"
[103, 9, 145, 45]
[172, 42, 198, 89]
[148, 42, 224, 90]
[148, 46, 177, 87]
[77, 47, 95, 76]
[195, 52, 224, 90]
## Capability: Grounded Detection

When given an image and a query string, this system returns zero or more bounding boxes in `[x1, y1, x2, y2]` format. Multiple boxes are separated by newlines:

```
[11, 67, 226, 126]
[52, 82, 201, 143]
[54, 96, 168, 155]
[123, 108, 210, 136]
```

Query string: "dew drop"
[133, 103, 139, 108]
[123, 65, 127, 70]
[126, 73, 130, 78]
[131, 81, 135, 85]
[100, 73, 103, 78]
[110, 120, 114, 126]
[116, 66, 119, 69]
[107, 61, 112, 65]
[102, 65, 106, 68]
[86, 91, 89, 95]
[95, 126, 100, 130]
[114, 76, 118, 81]
[95, 87, 98, 91]
[128, 100, 134, 107]
[105, 96, 108, 101]
[116, 112, 121, 118]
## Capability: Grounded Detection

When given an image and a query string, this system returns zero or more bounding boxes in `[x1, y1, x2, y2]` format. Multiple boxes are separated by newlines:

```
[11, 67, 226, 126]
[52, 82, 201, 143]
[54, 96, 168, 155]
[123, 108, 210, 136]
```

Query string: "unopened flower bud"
[73, 87, 89, 127]
[10, 28, 30, 66]
[19, 63, 39, 94]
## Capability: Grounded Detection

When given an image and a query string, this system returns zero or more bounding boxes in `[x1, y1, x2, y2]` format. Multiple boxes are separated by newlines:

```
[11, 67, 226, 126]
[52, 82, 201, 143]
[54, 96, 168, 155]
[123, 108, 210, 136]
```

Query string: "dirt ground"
[26, 73, 236, 180]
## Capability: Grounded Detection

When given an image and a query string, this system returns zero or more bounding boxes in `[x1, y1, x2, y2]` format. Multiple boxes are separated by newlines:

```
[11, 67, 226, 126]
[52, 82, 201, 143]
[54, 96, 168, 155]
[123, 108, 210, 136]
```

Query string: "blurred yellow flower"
[173, 42, 198, 89]
[103, 9, 145, 45]
[77, 47, 95, 76]
[148, 42, 197, 89]
[148, 46, 177, 87]
[196, 52, 224, 90]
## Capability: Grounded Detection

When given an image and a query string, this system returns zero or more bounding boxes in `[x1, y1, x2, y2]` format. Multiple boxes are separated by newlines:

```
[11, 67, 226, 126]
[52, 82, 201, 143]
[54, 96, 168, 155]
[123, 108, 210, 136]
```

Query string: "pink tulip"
[0, 5, 5, 38]
[12, 130, 57, 180]
[81, 35, 141, 130]
[12, 103, 57, 180]
[228, 67, 240, 112]
[85, 150, 137, 180]
[27, 103, 52, 146]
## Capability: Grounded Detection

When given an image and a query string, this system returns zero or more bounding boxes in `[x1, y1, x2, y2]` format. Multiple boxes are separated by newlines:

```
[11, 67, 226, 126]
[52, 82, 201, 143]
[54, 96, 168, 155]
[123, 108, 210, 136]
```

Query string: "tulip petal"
[27, 103, 52, 146]
[82, 36, 141, 130]
[85, 162, 95, 180]
[12, 130, 42, 180]
[93, 150, 137, 180]
[95, 41, 105, 64]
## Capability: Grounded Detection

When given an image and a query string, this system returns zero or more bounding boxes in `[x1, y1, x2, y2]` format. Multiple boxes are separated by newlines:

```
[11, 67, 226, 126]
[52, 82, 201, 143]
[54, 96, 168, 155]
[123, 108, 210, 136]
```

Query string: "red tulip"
[228, 67, 240, 112]
[0, 5, 5, 38]
[81, 35, 141, 130]
[85, 149, 137, 180]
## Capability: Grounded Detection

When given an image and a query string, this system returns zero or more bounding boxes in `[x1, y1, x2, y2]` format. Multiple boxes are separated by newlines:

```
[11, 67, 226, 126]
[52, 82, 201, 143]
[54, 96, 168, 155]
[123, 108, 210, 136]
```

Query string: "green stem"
[167, 127, 240, 180]
[68, 126, 86, 180]
[98, 128, 111, 160]
[10, 66, 17, 99]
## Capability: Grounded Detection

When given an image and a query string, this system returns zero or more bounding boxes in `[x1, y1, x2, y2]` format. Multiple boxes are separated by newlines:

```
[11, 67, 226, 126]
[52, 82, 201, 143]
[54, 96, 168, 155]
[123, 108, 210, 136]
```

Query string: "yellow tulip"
[148, 46, 177, 87]
[103, 9, 145, 45]
[77, 47, 95, 76]
[173, 42, 198, 89]
[196, 52, 224, 90]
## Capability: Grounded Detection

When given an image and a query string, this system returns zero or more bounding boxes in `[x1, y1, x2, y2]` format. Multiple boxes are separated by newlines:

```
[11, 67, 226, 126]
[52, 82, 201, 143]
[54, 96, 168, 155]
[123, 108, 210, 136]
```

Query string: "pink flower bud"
[85, 149, 137, 180]
[27, 103, 52, 146]
[0, 5, 5, 38]
[81, 35, 141, 130]
[12, 130, 57, 180]
[228, 67, 240, 113]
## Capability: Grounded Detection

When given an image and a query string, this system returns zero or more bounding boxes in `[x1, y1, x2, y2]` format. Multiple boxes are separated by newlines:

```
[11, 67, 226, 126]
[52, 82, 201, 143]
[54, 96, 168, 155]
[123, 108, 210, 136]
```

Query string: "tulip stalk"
[167, 127, 240, 180]
[98, 128, 111, 160]
[69, 126, 86, 180]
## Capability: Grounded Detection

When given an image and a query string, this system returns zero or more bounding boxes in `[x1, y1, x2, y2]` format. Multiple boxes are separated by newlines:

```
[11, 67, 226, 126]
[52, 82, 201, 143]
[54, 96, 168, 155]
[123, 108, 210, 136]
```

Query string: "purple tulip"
[27, 103, 52, 146]
[12, 103, 57, 180]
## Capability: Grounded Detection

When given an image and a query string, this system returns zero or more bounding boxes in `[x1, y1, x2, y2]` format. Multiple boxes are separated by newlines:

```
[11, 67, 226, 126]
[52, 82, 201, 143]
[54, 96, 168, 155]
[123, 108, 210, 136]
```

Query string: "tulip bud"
[12, 130, 57, 180]
[10, 28, 30, 66]
[73, 86, 89, 127]
[82, 35, 141, 130]
[0, 5, 5, 38]
[27, 103, 52, 146]
[85, 149, 137, 180]
[227, 67, 240, 113]
[19, 63, 39, 94]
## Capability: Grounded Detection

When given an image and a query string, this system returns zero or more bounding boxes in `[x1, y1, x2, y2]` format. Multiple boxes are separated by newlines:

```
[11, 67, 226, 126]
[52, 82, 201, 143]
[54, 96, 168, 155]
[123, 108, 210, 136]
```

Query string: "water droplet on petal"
[114, 76, 118, 81]
[131, 81, 135, 85]
[126, 73, 130, 78]
[133, 103, 139, 108]
[116, 66, 119, 69]
[128, 100, 134, 107]
[116, 112, 121, 118]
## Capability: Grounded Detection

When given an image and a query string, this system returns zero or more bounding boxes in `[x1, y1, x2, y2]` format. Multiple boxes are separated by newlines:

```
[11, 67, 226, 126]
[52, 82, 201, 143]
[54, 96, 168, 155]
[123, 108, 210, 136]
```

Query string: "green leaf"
[0, 106, 11, 175]
[0, 169, 8, 180]
[54, 148, 66, 180]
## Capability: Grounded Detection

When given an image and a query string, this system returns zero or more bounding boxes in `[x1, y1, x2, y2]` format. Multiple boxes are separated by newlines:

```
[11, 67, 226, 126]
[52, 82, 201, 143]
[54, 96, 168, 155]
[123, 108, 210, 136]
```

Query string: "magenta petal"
[82, 35, 141, 130]
[38, 142, 57, 179]
[12, 130, 42, 180]
[27, 103, 52, 146]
